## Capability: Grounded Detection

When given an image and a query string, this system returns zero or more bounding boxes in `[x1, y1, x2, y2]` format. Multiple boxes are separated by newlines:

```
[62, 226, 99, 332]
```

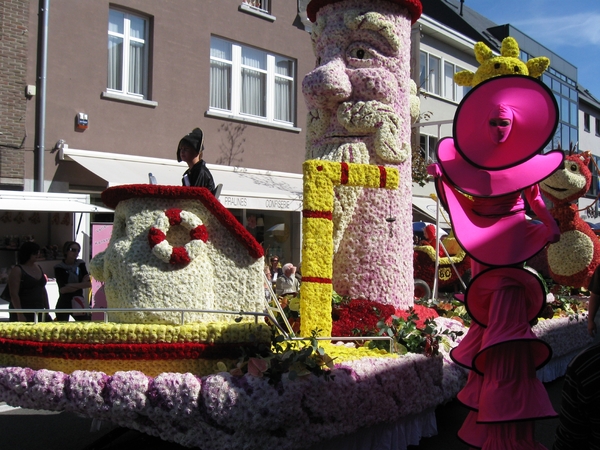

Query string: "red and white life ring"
[148, 208, 208, 265]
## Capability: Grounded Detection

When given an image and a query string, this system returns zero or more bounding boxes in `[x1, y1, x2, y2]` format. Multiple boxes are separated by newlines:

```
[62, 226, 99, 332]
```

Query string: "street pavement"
[0, 376, 565, 449]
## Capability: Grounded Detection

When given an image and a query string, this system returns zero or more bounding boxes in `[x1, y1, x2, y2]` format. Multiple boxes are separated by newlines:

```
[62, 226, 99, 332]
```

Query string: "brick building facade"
[0, 0, 30, 187]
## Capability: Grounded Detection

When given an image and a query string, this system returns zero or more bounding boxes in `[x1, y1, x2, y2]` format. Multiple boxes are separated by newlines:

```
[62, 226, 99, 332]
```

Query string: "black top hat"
[177, 127, 204, 162]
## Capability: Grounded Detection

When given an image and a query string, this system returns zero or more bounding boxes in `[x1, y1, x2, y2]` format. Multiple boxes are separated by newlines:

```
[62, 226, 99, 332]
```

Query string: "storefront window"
[233, 209, 301, 269]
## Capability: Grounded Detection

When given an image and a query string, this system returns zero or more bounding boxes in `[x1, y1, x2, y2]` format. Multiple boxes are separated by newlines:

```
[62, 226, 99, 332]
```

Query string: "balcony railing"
[243, 0, 269, 14]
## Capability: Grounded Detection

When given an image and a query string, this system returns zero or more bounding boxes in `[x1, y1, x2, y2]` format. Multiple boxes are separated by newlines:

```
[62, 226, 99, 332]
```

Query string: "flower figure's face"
[487, 104, 514, 145]
[303, 0, 411, 164]
[539, 153, 592, 203]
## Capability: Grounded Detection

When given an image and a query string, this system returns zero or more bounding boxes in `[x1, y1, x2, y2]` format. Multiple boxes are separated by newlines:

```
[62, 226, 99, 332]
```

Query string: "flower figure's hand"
[427, 163, 442, 178]
[548, 230, 561, 244]
[547, 219, 561, 244]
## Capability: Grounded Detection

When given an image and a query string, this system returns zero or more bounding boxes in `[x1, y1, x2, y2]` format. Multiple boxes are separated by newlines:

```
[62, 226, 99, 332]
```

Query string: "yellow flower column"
[300, 160, 398, 336]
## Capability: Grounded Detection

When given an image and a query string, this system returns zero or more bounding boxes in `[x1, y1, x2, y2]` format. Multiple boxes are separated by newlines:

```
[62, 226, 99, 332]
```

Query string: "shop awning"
[0, 191, 113, 213]
[412, 195, 451, 229]
[60, 148, 303, 212]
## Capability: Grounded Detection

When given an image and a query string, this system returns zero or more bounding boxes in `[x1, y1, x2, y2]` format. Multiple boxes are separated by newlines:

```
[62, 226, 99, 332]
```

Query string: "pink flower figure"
[302, 0, 419, 308]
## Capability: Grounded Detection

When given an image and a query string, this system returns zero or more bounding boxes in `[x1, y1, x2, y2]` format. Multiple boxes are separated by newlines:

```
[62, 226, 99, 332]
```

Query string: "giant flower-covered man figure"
[303, 0, 422, 308]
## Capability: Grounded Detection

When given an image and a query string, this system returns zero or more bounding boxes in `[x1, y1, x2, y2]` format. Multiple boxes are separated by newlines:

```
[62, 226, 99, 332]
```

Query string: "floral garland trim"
[100, 184, 263, 259]
[301, 160, 398, 336]
[148, 208, 208, 265]
[306, 0, 423, 24]
[0, 338, 247, 360]
[0, 322, 272, 345]
[0, 353, 444, 450]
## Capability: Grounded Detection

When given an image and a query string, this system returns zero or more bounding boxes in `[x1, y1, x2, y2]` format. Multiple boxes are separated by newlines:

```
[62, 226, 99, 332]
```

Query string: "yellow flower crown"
[454, 37, 550, 87]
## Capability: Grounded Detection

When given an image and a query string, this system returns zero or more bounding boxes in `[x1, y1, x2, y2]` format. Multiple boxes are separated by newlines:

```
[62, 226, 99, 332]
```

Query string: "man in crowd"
[276, 263, 300, 297]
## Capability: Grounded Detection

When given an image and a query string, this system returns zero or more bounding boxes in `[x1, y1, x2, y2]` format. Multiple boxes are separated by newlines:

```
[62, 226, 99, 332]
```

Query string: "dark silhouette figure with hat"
[177, 127, 217, 195]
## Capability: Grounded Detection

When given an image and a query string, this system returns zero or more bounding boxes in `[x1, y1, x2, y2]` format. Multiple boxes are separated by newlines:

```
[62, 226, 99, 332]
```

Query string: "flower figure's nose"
[302, 58, 352, 109]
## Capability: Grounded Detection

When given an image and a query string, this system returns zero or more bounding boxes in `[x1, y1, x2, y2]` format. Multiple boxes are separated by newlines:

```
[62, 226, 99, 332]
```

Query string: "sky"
[466, 0, 600, 99]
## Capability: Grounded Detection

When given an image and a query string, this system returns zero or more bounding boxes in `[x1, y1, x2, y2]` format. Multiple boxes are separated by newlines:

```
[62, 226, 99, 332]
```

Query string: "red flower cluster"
[331, 299, 395, 337]
[148, 227, 166, 248]
[170, 247, 191, 265]
[393, 304, 439, 329]
[165, 208, 183, 225]
[190, 225, 208, 242]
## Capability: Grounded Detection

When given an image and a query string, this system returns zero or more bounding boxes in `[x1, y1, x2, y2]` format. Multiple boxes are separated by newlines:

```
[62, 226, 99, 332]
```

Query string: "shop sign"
[220, 196, 302, 211]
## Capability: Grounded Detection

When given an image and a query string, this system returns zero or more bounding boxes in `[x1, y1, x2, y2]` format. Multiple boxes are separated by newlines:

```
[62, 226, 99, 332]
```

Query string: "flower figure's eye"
[514, 66, 520, 72]
[494, 63, 501, 69]
[349, 47, 373, 60]
[316, 57, 321, 66]
[489, 119, 512, 127]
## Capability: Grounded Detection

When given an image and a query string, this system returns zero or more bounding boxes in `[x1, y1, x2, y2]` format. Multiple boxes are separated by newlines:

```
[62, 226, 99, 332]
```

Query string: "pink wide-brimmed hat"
[451, 75, 558, 170]
[437, 138, 563, 197]
[306, 0, 422, 23]
[465, 267, 545, 327]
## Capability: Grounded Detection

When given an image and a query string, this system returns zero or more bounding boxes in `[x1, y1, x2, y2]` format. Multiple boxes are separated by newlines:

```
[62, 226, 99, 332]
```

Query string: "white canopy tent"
[60, 148, 303, 212]
[0, 191, 113, 213]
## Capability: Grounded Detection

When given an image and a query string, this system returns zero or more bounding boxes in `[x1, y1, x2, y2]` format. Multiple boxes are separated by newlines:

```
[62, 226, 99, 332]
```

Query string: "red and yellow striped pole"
[300, 160, 399, 336]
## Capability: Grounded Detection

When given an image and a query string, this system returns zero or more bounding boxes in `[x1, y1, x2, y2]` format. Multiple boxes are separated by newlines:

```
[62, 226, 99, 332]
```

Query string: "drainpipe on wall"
[35, 0, 49, 192]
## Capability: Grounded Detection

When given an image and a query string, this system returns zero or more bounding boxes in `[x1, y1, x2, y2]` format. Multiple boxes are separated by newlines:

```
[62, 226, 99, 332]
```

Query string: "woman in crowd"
[54, 241, 91, 321]
[8, 241, 51, 322]
[264, 265, 272, 301]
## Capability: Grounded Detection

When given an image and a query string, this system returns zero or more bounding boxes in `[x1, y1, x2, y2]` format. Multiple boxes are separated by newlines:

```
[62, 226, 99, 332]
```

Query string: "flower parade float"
[539, 148, 600, 289]
[0, 1, 462, 448]
[0, 180, 461, 449]
[0, 3, 592, 450]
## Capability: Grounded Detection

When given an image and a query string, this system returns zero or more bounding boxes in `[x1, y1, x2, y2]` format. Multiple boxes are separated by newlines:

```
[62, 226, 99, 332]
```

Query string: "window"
[584, 113, 590, 132]
[107, 9, 149, 99]
[443, 61, 454, 101]
[455, 66, 470, 102]
[427, 55, 440, 95]
[419, 134, 439, 164]
[542, 71, 577, 151]
[419, 51, 467, 102]
[242, 0, 270, 14]
[210, 37, 296, 126]
[596, 118, 600, 137]
[419, 52, 440, 95]
[587, 154, 600, 199]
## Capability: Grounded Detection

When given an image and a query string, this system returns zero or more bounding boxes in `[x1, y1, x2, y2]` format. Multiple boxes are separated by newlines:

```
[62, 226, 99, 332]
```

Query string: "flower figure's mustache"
[307, 100, 408, 164]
